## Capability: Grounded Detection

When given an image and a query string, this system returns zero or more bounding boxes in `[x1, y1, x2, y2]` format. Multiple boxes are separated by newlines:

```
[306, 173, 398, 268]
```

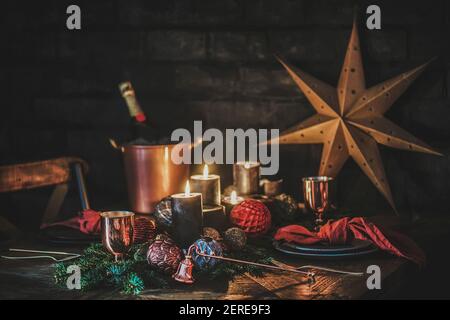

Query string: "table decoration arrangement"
[33, 17, 437, 296]
[53, 241, 275, 295]
[39, 150, 426, 295]
[48, 178, 425, 295]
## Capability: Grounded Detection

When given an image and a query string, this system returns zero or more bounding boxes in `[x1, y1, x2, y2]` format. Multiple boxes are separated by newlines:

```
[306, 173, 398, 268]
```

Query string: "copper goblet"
[100, 211, 135, 262]
[302, 176, 333, 231]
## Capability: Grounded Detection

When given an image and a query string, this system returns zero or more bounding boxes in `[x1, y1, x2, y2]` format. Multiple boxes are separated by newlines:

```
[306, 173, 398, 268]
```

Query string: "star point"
[276, 22, 441, 211]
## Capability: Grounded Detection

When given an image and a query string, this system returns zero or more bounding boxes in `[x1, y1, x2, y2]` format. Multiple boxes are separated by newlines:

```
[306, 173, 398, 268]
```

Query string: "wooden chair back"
[0, 157, 89, 226]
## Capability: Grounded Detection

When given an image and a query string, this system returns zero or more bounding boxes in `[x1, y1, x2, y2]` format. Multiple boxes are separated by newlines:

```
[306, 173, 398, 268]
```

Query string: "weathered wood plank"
[243, 252, 414, 300]
[0, 239, 416, 300]
[245, 271, 314, 300]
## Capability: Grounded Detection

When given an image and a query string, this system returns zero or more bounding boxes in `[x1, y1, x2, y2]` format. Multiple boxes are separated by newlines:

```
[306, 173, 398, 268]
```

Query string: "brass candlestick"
[222, 191, 244, 216]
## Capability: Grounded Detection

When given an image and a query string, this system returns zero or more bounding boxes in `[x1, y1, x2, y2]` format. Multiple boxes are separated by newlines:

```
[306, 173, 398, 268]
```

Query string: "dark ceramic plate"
[273, 241, 378, 259]
[39, 226, 99, 245]
[282, 239, 373, 254]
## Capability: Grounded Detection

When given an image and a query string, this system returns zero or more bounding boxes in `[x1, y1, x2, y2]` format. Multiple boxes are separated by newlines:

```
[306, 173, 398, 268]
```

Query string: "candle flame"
[203, 164, 209, 178]
[230, 191, 238, 204]
[244, 162, 251, 169]
[185, 180, 190, 197]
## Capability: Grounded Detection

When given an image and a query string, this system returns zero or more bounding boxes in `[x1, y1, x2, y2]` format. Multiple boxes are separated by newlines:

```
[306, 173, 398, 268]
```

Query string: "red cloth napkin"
[274, 217, 426, 267]
[40, 209, 101, 234]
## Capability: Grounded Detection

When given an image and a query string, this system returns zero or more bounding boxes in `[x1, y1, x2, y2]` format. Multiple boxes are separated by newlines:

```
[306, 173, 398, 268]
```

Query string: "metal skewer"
[191, 246, 364, 281]
[190, 246, 315, 279]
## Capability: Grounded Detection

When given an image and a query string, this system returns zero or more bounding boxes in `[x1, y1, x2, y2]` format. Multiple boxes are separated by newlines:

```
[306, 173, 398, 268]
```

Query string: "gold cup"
[100, 211, 135, 261]
[302, 176, 333, 231]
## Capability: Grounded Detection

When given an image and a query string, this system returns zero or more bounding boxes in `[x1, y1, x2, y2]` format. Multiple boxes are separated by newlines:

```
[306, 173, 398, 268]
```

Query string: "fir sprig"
[122, 273, 145, 295]
[54, 242, 167, 295]
[54, 242, 274, 295]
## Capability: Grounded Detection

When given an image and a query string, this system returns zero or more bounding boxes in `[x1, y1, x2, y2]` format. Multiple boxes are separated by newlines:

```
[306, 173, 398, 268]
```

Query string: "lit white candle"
[230, 191, 240, 204]
[222, 190, 244, 216]
[190, 164, 221, 206]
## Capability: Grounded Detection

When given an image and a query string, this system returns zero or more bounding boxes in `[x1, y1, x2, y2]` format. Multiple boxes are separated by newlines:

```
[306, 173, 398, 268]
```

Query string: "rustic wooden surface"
[0, 236, 416, 300]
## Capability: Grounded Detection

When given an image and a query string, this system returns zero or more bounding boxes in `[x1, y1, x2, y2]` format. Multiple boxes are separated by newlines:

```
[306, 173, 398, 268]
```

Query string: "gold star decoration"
[274, 21, 441, 211]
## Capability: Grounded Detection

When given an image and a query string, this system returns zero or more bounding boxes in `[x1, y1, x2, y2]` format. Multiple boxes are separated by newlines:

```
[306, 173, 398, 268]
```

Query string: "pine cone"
[134, 216, 157, 244]
[223, 227, 247, 251]
[272, 193, 299, 225]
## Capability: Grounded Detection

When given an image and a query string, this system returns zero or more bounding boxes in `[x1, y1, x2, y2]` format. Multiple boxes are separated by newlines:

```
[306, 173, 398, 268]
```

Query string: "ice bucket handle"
[109, 138, 124, 152]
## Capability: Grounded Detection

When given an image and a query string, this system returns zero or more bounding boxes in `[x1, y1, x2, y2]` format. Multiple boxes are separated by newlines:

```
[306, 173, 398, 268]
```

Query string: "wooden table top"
[0, 236, 417, 300]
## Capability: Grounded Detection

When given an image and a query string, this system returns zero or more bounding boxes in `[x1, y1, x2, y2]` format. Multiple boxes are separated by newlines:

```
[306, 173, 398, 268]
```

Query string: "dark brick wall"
[1, 0, 449, 216]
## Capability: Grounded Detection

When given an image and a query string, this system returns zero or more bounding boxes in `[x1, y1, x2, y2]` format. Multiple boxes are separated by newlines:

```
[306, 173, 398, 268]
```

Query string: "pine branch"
[54, 242, 276, 295]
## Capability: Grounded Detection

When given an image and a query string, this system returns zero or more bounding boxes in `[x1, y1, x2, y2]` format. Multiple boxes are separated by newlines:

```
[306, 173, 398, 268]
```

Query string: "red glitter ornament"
[147, 234, 182, 274]
[229, 199, 271, 236]
[133, 216, 157, 244]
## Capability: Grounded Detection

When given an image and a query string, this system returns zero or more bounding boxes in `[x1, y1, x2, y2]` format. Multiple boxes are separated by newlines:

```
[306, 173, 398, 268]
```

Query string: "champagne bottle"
[119, 81, 159, 144]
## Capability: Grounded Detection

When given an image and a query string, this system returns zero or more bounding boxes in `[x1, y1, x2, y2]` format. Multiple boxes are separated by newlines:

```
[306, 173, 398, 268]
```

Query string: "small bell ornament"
[172, 250, 195, 284]
[191, 237, 224, 271]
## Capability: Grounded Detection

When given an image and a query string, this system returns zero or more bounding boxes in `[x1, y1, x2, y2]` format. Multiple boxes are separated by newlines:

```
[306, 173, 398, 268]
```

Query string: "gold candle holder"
[222, 190, 245, 216]
[202, 204, 227, 231]
[233, 161, 260, 195]
[171, 181, 203, 248]
[190, 165, 221, 206]
[260, 178, 283, 196]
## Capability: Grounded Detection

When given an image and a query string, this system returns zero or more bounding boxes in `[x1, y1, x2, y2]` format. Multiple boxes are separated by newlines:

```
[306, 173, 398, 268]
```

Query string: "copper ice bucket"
[122, 144, 189, 214]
